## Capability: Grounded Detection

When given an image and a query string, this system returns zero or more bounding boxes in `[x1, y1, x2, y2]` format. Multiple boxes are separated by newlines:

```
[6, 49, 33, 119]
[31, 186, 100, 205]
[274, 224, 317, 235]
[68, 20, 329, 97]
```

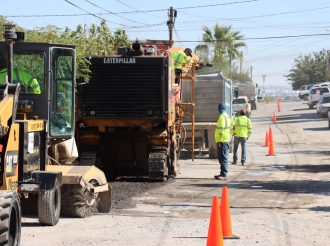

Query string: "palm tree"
[202, 24, 247, 76]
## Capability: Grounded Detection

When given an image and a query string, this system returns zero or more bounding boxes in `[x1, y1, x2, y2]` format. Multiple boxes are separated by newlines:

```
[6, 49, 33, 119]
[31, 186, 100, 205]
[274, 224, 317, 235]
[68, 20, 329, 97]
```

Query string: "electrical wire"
[177, 33, 330, 42]
[115, 0, 163, 18]
[174, 27, 185, 48]
[85, 0, 147, 24]
[7, 0, 260, 17]
[63, 1, 167, 29]
[64, 0, 128, 26]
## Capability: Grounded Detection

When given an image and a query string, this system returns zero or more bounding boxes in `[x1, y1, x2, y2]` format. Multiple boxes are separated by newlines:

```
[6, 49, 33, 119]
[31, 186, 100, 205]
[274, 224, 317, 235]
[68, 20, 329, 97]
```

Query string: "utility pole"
[167, 6, 176, 48]
[262, 74, 266, 97]
[239, 51, 243, 74]
[250, 66, 253, 81]
[327, 50, 330, 81]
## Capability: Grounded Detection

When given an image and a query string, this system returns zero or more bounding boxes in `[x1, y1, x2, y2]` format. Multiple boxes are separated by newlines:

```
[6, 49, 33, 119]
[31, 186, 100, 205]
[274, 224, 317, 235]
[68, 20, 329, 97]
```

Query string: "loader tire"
[60, 184, 98, 218]
[38, 178, 61, 226]
[97, 184, 112, 213]
[0, 191, 21, 246]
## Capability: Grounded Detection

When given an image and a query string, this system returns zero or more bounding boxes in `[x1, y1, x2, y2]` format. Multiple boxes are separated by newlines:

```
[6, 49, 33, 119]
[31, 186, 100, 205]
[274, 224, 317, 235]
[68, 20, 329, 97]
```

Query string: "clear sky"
[2, 0, 330, 88]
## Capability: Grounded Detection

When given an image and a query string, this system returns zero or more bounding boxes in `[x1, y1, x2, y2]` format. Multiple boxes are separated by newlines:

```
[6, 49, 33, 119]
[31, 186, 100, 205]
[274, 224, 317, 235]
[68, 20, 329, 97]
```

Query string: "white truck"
[298, 84, 315, 101]
[233, 82, 258, 110]
[232, 96, 251, 118]
[181, 71, 233, 158]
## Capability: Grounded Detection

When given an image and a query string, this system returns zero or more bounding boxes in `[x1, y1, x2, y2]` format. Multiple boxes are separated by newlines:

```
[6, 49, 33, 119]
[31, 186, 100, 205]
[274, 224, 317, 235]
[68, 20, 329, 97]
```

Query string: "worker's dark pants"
[217, 142, 229, 177]
[175, 69, 182, 85]
[233, 137, 247, 163]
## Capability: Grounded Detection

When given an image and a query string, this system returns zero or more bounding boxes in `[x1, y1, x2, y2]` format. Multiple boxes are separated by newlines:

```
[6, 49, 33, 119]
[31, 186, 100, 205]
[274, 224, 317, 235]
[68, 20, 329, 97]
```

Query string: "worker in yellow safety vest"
[214, 103, 231, 180]
[230, 109, 252, 166]
[0, 56, 41, 94]
[171, 48, 194, 85]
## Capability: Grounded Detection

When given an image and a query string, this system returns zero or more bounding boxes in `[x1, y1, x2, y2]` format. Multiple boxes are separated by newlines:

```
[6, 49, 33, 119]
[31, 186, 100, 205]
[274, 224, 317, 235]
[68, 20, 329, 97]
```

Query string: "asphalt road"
[21, 99, 330, 246]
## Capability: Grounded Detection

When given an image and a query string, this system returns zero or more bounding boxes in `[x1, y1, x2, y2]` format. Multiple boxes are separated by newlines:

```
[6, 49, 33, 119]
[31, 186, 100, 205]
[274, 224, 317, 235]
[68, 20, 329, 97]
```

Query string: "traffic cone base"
[206, 196, 224, 246]
[220, 186, 240, 240]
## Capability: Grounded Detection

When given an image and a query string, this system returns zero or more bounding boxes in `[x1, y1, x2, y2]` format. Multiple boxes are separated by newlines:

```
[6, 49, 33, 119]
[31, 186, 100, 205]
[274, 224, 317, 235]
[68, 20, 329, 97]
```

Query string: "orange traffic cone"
[267, 125, 275, 156]
[273, 113, 277, 123]
[277, 96, 281, 102]
[278, 101, 281, 112]
[269, 124, 273, 141]
[206, 196, 224, 246]
[264, 131, 269, 147]
[220, 186, 240, 239]
[266, 98, 269, 104]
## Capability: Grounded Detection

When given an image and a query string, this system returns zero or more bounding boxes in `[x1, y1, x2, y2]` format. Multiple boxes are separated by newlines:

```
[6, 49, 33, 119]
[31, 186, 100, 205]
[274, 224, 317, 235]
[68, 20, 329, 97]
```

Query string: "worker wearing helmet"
[171, 48, 194, 85]
[0, 55, 41, 94]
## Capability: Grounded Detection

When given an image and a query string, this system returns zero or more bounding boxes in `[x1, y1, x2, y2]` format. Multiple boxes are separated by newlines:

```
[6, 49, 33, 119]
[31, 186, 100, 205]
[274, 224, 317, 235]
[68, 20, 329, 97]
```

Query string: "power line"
[6, 0, 260, 17]
[64, 0, 166, 29]
[115, 0, 163, 18]
[176, 33, 330, 42]
[174, 0, 259, 10]
[64, 0, 128, 26]
[84, 0, 147, 24]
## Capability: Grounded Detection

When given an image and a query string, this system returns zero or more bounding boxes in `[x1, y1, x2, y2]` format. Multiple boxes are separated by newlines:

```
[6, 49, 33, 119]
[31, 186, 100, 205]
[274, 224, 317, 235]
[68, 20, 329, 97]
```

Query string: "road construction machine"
[0, 24, 111, 234]
[75, 42, 198, 180]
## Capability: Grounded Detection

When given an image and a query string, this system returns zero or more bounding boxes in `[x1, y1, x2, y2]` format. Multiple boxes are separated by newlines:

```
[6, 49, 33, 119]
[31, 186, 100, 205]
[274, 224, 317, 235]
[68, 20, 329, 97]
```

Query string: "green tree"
[231, 66, 252, 83]
[285, 49, 327, 90]
[21, 19, 129, 81]
[201, 24, 247, 77]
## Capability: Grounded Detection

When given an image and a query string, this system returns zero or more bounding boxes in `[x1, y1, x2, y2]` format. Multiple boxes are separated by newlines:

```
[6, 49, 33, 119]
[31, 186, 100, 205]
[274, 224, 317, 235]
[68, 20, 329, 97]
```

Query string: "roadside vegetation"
[285, 49, 327, 90]
[194, 23, 251, 82]
[0, 16, 130, 81]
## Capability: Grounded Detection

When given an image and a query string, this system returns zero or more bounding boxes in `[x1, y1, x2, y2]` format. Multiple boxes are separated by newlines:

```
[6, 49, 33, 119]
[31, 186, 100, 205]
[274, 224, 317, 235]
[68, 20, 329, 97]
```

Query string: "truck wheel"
[303, 95, 308, 101]
[97, 184, 112, 213]
[309, 104, 314, 109]
[38, 178, 61, 226]
[0, 191, 21, 246]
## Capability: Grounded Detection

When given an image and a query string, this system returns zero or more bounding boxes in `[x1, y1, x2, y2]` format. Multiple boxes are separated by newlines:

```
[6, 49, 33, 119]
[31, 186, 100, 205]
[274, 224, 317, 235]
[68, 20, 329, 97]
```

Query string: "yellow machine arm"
[0, 85, 17, 137]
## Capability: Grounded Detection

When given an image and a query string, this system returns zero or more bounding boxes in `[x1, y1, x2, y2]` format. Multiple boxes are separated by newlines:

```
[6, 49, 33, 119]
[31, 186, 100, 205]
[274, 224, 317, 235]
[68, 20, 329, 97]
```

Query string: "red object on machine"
[138, 40, 171, 55]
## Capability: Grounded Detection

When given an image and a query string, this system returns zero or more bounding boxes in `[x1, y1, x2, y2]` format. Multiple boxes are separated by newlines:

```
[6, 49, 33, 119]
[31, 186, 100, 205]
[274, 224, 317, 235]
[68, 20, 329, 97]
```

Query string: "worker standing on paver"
[171, 48, 194, 85]
[230, 109, 252, 165]
[214, 103, 231, 180]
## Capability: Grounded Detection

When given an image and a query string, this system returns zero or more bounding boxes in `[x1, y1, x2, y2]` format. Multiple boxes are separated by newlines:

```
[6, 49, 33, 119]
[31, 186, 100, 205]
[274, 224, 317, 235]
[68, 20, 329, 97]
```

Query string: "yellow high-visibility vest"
[214, 112, 231, 143]
[171, 51, 193, 69]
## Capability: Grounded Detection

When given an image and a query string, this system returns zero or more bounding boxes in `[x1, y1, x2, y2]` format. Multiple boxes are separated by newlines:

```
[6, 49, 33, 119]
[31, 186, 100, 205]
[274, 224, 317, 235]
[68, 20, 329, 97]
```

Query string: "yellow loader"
[0, 24, 111, 246]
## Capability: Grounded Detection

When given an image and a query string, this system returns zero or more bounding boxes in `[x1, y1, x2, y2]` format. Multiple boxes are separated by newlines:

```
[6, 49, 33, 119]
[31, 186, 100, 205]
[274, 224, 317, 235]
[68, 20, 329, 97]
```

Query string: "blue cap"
[218, 103, 226, 113]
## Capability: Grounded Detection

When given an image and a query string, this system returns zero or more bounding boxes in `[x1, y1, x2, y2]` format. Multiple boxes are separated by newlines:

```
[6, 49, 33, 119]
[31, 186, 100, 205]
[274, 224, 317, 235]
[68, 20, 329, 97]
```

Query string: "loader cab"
[0, 42, 76, 141]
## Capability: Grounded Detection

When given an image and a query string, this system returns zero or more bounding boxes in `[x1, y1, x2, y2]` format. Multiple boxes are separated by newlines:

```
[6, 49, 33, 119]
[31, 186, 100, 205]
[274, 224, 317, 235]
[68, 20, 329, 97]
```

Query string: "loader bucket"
[46, 165, 111, 217]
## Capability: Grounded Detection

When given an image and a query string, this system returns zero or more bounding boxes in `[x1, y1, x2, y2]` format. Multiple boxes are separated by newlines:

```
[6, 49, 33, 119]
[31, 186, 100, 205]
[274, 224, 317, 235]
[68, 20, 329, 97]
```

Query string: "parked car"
[232, 96, 251, 118]
[298, 84, 315, 101]
[327, 109, 330, 128]
[308, 86, 330, 109]
[257, 96, 264, 102]
[316, 93, 330, 117]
